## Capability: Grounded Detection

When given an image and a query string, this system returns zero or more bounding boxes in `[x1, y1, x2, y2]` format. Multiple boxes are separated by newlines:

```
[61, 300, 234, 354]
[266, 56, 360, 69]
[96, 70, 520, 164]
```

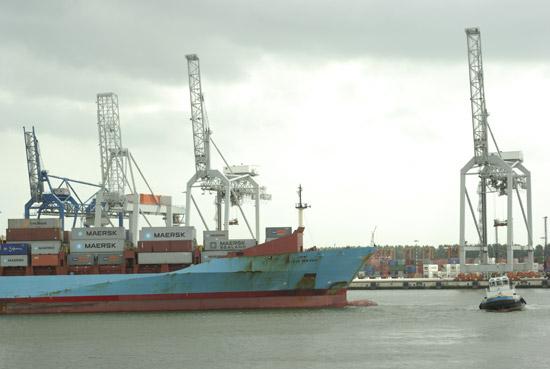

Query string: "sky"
[0, 0, 549, 247]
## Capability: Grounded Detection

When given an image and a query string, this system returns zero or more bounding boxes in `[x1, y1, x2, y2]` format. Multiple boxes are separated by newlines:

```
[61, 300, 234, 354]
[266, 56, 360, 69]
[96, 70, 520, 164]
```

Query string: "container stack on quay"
[2, 218, 66, 276]
[69, 227, 126, 274]
[136, 226, 196, 273]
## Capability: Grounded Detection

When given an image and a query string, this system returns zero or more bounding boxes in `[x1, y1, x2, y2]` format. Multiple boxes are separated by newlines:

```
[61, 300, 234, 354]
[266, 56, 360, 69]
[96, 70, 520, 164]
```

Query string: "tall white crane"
[93, 92, 184, 242]
[459, 27, 534, 272]
[184, 54, 270, 241]
[97, 93, 126, 196]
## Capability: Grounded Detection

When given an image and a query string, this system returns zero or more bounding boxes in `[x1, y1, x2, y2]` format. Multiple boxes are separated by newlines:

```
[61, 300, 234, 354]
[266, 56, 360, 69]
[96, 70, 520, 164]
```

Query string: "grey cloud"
[1, 0, 549, 89]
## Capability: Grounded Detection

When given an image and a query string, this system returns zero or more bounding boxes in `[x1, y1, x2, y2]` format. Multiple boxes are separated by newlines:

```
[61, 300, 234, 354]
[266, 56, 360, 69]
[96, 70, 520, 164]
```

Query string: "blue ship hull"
[0, 247, 374, 314]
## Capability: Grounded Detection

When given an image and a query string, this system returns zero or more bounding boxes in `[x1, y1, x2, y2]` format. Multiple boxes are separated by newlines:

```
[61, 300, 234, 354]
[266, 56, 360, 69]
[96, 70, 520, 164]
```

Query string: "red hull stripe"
[0, 288, 345, 304]
[0, 289, 348, 314]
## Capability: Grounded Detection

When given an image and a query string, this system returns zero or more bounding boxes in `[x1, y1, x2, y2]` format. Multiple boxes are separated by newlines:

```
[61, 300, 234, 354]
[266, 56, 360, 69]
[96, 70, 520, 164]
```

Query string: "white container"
[139, 226, 196, 241]
[8, 218, 61, 229]
[500, 151, 523, 162]
[138, 252, 192, 265]
[0, 255, 29, 267]
[29, 240, 62, 255]
[70, 239, 125, 253]
[201, 250, 229, 261]
[204, 239, 257, 251]
[71, 227, 126, 240]
[203, 230, 228, 244]
[223, 165, 257, 176]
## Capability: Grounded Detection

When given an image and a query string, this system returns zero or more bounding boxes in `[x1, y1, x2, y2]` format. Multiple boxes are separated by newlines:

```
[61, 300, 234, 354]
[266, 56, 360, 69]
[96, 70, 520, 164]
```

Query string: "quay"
[349, 277, 550, 290]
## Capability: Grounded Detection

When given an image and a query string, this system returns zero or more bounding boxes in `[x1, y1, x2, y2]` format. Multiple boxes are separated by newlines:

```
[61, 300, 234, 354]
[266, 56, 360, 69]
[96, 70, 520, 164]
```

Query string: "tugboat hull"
[479, 296, 526, 311]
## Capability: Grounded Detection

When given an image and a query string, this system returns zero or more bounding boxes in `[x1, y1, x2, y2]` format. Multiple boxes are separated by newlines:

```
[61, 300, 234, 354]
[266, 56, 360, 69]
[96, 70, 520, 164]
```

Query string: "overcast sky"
[1, 0, 549, 246]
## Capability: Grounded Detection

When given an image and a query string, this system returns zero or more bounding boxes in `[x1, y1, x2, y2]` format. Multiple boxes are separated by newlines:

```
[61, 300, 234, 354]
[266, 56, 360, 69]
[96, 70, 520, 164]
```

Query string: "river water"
[1, 289, 549, 369]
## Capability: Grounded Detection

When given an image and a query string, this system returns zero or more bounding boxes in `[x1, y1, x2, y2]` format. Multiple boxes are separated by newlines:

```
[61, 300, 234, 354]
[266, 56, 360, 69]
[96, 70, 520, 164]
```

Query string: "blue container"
[405, 265, 416, 273]
[0, 243, 30, 255]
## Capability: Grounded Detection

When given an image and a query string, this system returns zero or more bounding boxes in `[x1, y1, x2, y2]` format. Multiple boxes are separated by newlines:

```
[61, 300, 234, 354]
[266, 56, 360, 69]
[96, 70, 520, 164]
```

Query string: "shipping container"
[203, 230, 229, 244]
[71, 227, 126, 240]
[138, 252, 193, 265]
[26, 241, 62, 255]
[98, 265, 124, 274]
[201, 250, 229, 261]
[70, 239, 125, 253]
[151, 241, 171, 253]
[68, 265, 96, 275]
[169, 240, 194, 252]
[139, 226, 196, 241]
[6, 228, 62, 242]
[137, 241, 154, 253]
[31, 254, 60, 267]
[8, 218, 60, 229]
[204, 239, 257, 251]
[67, 254, 96, 266]
[139, 193, 161, 205]
[0, 255, 29, 267]
[96, 253, 124, 265]
[0, 243, 30, 255]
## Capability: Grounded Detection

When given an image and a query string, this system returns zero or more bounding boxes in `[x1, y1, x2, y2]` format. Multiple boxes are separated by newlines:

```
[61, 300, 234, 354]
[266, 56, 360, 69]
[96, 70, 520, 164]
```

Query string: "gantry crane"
[92, 92, 185, 242]
[459, 27, 534, 272]
[23, 127, 100, 229]
[184, 54, 270, 242]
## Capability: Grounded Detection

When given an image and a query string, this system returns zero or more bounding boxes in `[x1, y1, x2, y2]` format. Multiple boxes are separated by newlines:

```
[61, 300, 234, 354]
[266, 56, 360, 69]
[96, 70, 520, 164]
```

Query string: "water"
[1, 289, 549, 369]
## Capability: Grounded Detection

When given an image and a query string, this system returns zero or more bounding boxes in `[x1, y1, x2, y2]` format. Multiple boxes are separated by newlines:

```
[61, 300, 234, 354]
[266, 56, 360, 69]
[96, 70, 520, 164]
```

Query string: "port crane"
[92, 92, 185, 243]
[184, 54, 270, 242]
[23, 126, 101, 229]
[459, 27, 533, 272]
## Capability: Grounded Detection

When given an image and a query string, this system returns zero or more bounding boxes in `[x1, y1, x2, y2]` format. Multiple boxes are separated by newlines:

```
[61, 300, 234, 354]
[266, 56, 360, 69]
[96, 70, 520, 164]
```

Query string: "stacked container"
[69, 227, 126, 274]
[6, 218, 64, 275]
[202, 230, 229, 261]
[0, 244, 30, 275]
[202, 229, 257, 261]
[137, 226, 195, 272]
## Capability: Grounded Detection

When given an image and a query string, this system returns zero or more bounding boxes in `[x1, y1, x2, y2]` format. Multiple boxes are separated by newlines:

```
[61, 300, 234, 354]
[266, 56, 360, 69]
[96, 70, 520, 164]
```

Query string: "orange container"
[139, 194, 161, 205]
[32, 254, 60, 266]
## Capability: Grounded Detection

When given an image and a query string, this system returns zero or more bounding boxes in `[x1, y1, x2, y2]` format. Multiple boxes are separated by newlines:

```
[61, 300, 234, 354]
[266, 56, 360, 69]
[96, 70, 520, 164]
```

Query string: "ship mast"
[295, 184, 310, 228]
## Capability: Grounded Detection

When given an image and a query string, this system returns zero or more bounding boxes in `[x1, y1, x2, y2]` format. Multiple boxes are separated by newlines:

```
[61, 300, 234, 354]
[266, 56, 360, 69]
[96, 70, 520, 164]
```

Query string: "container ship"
[0, 55, 375, 314]
[0, 219, 374, 314]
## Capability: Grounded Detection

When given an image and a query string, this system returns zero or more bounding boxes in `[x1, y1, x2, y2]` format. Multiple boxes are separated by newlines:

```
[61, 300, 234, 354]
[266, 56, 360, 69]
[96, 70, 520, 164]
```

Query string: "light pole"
[544, 216, 548, 249]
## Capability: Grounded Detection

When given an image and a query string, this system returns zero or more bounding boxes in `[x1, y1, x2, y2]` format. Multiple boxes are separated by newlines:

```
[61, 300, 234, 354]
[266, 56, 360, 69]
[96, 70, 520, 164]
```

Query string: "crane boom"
[186, 54, 211, 177]
[466, 27, 489, 165]
[466, 28, 489, 257]
[23, 127, 44, 202]
[97, 92, 125, 195]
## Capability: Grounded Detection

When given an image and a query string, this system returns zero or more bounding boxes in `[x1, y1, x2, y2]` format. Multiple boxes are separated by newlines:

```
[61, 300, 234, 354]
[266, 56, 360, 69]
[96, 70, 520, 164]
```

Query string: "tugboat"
[479, 275, 526, 311]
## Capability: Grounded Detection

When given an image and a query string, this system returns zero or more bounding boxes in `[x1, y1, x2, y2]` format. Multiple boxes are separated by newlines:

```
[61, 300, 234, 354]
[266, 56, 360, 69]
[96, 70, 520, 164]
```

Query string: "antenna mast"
[295, 184, 310, 228]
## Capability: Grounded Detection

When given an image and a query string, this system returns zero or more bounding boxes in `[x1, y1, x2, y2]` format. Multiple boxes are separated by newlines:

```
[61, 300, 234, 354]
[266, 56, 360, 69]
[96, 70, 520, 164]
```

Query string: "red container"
[68, 265, 97, 275]
[32, 266, 58, 275]
[6, 228, 62, 242]
[98, 265, 124, 274]
[136, 264, 161, 274]
[1, 266, 27, 276]
[32, 254, 61, 266]
[151, 241, 172, 253]
[169, 241, 194, 252]
[137, 241, 154, 253]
